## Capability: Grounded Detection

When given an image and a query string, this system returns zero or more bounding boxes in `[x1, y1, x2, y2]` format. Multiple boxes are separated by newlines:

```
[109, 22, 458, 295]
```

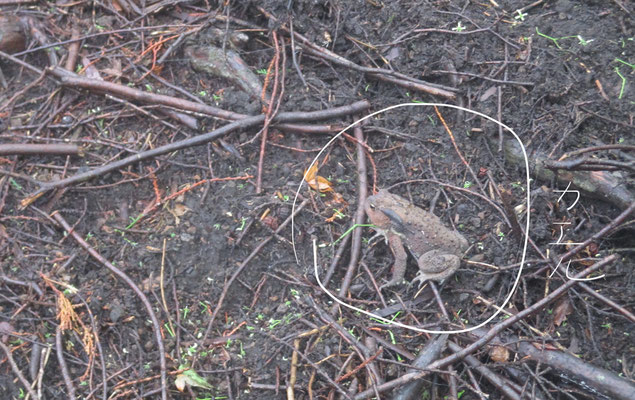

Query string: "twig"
[544, 157, 635, 172]
[289, 19, 308, 88]
[0, 144, 80, 156]
[336, 347, 383, 383]
[557, 202, 634, 264]
[309, 298, 382, 394]
[337, 124, 369, 298]
[513, 336, 634, 399]
[258, 7, 457, 99]
[194, 199, 310, 368]
[287, 339, 299, 399]
[561, 144, 635, 158]
[0, 0, 37, 4]
[393, 336, 450, 400]
[0, 341, 39, 400]
[50, 212, 168, 400]
[577, 282, 635, 323]
[433, 106, 486, 194]
[56, 327, 76, 399]
[256, 31, 282, 193]
[447, 341, 525, 400]
[51, 67, 244, 121]
[432, 69, 533, 87]
[352, 254, 619, 399]
[609, 0, 632, 16]
[64, 28, 81, 72]
[20, 100, 370, 206]
[259, 329, 354, 400]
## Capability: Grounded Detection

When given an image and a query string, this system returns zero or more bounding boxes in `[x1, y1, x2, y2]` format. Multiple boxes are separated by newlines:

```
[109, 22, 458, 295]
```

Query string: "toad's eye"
[368, 202, 376, 210]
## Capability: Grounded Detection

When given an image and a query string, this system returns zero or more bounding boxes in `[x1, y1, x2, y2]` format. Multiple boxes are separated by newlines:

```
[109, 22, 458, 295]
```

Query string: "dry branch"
[20, 100, 369, 206]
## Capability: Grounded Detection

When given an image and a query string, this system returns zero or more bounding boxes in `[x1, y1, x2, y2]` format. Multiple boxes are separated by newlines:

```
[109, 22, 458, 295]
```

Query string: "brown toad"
[364, 189, 469, 289]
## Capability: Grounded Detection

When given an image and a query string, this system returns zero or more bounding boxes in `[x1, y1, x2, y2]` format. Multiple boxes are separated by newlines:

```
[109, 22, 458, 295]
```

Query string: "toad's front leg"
[379, 234, 408, 290]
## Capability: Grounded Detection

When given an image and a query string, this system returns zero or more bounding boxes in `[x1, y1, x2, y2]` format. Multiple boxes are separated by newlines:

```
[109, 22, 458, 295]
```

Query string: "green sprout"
[113, 228, 138, 246]
[463, 181, 473, 189]
[615, 58, 635, 69]
[514, 10, 527, 21]
[268, 318, 282, 329]
[256, 68, 268, 75]
[576, 35, 593, 46]
[452, 22, 466, 33]
[332, 209, 345, 219]
[535, 27, 562, 49]
[9, 178, 22, 191]
[331, 223, 375, 247]
[198, 90, 207, 97]
[614, 67, 627, 99]
[236, 217, 247, 231]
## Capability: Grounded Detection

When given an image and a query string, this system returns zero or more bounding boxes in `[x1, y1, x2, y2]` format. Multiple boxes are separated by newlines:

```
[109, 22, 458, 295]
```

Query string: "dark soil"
[0, 1, 633, 399]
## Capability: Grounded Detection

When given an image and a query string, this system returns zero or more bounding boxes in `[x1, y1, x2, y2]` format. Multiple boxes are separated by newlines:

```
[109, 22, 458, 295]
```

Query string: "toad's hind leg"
[412, 249, 461, 287]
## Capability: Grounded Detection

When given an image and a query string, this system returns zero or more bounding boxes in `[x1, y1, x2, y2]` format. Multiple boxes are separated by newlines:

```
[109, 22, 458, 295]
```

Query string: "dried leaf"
[82, 56, 103, 81]
[552, 298, 573, 326]
[489, 345, 509, 363]
[172, 203, 190, 217]
[169, 203, 190, 225]
[331, 191, 345, 204]
[531, 342, 559, 351]
[101, 59, 123, 78]
[0, 321, 15, 343]
[304, 163, 318, 181]
[306, 175, 333, 192]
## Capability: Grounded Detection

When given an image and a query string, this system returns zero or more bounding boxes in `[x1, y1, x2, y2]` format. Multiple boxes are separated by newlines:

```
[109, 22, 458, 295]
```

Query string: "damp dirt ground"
[0, 1, 633, 399]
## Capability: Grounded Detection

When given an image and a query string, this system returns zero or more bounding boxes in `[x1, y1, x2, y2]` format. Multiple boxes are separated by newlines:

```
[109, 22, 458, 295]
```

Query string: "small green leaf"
[175, 369, 213, 391]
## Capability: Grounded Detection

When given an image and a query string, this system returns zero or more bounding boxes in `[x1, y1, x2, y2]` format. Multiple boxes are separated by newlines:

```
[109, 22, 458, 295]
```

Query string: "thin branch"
[50, 212, 168, 400]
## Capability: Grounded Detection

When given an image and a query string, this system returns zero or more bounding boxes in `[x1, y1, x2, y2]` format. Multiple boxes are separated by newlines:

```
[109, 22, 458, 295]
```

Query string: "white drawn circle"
[291, 103, 530, 334]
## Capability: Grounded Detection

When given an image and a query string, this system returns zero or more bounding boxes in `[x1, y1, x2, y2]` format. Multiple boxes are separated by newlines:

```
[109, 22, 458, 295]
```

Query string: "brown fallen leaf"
[552, 298, 573, 327]
[304, 163, 333, 193]
[489, 345, 510, 363]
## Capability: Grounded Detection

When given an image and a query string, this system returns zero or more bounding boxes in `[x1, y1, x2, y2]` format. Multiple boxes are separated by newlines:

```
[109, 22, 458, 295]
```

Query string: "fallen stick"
[499, 136, 634, 210]
[20, 100, 370, 207]
[352, 254, 618, 399]
[0, 143, 80, 156]
[50, 67, 344, 134]
[51, 211, 168, 400]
